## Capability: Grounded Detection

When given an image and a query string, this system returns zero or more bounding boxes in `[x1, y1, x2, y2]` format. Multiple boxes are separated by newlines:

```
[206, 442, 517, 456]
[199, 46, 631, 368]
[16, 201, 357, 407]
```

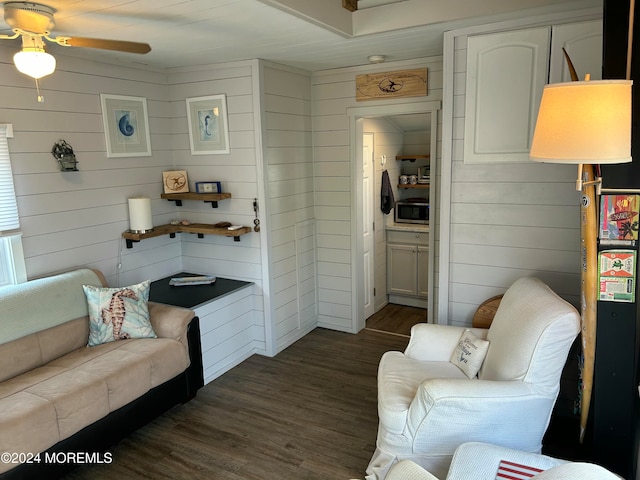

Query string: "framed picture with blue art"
[186, 94, 230, 155]
[100, 94, 152, 158]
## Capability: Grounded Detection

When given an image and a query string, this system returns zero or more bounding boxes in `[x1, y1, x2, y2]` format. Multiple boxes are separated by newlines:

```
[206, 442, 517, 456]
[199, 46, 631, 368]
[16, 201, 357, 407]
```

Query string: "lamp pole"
[579, 163, 598, 443]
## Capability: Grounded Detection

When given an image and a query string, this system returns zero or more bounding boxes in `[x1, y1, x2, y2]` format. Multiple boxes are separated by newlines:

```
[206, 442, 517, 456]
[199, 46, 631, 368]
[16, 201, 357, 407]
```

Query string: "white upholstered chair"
[366, 277, 580, 480]
[385, 442, 620, 480]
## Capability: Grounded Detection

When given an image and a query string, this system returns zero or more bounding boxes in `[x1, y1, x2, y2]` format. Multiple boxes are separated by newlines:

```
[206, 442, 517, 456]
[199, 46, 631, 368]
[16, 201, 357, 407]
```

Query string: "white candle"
[128, 197, 153, 233]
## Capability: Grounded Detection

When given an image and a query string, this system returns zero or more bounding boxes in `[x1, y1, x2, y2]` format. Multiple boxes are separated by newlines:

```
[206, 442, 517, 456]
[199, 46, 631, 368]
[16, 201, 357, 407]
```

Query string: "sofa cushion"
[0, 336, 190, 472]
[83, 280, 156, 346]
[0, 269, 104, 344]
[25, 369, 110, 439]
[0, 392, 60, 474]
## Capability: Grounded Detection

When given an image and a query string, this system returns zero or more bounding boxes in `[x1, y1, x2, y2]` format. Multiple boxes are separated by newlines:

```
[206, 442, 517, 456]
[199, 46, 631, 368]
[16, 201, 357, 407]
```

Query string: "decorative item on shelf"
[418, 166, 430, 184]
[51, 139, 78, 171]
[169, 219, 195, 226]
[127, 197, 153, 234]
[399, 175, 408, 185]
[162, 170, 189, 194]
[195, 181, 222, 194]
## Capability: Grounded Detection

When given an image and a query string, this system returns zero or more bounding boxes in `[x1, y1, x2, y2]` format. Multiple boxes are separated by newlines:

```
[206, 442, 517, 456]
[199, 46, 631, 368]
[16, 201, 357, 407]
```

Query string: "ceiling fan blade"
[63, 37, 151, 54]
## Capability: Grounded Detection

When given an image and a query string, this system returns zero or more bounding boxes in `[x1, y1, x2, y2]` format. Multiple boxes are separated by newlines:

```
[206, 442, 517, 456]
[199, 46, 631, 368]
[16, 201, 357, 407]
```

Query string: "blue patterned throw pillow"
[83, 280, 156, 346]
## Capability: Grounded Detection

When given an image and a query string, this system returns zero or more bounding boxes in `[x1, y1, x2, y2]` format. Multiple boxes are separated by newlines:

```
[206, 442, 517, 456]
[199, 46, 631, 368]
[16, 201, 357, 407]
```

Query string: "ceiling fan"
[0, 1, 151, 80]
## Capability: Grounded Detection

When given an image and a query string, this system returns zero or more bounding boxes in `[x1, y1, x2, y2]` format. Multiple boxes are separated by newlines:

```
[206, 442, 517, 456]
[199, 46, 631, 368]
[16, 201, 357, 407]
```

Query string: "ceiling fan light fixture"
[14, 48, 56, 79]
[13, 35, 56, 79]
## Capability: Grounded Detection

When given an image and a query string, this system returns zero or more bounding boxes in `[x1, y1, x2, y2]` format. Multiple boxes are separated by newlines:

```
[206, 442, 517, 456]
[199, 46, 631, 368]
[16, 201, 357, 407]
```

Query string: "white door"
[363, 133, 375, 319]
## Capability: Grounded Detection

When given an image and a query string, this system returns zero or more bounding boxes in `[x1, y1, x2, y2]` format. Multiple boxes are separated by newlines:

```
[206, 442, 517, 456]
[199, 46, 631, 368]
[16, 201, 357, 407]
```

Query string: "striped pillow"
[496, 460, 544, 479]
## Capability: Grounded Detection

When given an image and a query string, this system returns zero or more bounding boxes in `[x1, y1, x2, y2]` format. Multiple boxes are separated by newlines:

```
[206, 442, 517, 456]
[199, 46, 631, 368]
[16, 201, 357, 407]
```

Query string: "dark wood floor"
[365, 303, 426, 336]
[59, 304, 583, 478]
[64, 328, 409, 480]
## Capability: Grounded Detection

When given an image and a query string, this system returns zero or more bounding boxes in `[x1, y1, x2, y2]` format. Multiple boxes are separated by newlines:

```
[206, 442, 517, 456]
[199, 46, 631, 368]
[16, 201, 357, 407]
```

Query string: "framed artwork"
[186, 94, 230, 155]
[100, 94, 151, 158]
[195, 181, 222, 193]
[162, 170, 189, 194]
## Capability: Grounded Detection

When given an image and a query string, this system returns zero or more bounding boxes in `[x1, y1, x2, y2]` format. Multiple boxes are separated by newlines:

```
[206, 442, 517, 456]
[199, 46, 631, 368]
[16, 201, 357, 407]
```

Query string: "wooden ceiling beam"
[343, 0, 357, 12]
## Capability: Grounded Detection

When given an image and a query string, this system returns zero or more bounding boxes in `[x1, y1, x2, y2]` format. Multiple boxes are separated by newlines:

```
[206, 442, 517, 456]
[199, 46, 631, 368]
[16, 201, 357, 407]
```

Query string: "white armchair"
[386, 442, 620, 480]
[366, 277, 580, 480]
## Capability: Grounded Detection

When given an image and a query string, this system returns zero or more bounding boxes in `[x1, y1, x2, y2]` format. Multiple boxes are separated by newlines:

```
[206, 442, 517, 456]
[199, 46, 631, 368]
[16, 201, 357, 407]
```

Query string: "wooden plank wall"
[195, 284, 258, 384]
[261, 64, 317, 352]
[0, 45, 179, 285]
[445, 30, 580, 327]
[165, 60, 267, 363]
[2, 47, 270, 373]
[312, 57, 443, 331]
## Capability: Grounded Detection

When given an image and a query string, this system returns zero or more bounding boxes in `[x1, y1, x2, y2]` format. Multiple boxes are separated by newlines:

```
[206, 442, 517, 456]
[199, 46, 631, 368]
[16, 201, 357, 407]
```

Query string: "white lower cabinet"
[387, 230, 428, 307]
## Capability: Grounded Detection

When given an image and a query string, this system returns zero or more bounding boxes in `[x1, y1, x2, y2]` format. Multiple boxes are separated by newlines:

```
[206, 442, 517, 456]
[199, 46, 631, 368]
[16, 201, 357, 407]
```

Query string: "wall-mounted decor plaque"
[356, 68, 428, 101]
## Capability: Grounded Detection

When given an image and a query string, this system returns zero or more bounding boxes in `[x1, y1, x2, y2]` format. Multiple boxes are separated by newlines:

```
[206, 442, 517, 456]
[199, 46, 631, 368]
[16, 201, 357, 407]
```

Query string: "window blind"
[0, 124, 19, 234]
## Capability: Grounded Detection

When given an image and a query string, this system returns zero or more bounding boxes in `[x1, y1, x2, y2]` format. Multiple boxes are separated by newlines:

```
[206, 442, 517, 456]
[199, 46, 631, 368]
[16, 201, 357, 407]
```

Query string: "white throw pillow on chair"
[450, 329, 490, 378]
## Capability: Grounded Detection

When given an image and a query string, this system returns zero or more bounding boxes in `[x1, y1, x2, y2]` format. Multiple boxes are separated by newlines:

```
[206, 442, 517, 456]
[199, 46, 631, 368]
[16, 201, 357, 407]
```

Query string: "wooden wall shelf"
[398, 184, 430, 189]
[161, 192, 231, 208]
[396, 155, 430, 162]
[122, 223, 251, 248]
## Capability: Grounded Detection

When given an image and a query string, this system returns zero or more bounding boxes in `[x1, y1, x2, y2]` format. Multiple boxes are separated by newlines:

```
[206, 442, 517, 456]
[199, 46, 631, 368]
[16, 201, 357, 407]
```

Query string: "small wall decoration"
[355, 68, 428, 101]
[162, 170, 189, 194]
[195, 181, 222, 194]
[186, 94, 230, 155]
[51, 139, 78, 171]
[100, 94, 152, 158]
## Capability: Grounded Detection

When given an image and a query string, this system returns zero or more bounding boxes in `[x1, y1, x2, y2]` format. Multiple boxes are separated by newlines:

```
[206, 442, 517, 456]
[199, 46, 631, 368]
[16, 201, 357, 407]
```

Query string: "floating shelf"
[398, 184, 430, 189]
[122, 223, 251, 248]
[396, 155, 430, 162]
[160, 192, 232, 208]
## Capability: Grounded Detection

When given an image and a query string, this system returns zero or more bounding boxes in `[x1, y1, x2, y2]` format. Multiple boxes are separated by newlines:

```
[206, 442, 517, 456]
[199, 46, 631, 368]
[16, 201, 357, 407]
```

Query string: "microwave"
[395, 201, 429, 224]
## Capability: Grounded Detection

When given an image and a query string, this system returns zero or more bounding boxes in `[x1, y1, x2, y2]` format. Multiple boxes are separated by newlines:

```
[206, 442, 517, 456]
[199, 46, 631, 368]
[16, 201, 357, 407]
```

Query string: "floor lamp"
[529, 79, 633, 442]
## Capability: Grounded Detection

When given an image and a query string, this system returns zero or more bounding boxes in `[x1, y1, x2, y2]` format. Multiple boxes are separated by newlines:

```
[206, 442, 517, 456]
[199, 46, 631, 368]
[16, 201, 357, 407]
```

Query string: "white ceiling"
[0, 0, 601, 72]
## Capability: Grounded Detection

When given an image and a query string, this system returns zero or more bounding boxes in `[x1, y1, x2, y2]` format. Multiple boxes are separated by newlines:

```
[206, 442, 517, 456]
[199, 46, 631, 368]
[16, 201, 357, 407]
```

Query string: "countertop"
[385, 223, 429, 233]
[149, 272, 253, 309]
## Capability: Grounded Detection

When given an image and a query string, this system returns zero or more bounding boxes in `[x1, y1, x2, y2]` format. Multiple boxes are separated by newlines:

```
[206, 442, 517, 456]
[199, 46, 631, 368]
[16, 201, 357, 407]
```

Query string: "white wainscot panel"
[196, 285, 259, 384]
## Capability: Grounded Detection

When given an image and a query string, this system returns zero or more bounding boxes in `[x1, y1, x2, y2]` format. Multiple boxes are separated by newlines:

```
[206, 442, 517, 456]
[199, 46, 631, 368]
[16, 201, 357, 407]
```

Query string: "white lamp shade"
[530, 80, 633, 164]
[128, 197, 153, 233]
[13, 49, 56, 79]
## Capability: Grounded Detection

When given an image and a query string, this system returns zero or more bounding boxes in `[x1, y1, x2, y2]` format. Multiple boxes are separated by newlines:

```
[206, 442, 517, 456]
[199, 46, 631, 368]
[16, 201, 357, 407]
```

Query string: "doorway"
[347, 100, 441, 333]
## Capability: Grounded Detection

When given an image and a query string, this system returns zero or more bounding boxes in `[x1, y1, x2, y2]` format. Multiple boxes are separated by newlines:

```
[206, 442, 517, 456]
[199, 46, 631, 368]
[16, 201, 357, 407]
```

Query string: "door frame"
[362, 132, 376, 320]
[347, 100, 441, 332]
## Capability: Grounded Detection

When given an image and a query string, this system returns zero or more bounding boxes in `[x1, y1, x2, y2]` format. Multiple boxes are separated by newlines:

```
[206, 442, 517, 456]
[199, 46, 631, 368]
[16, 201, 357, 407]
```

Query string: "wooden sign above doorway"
[356, 68, 428, 101]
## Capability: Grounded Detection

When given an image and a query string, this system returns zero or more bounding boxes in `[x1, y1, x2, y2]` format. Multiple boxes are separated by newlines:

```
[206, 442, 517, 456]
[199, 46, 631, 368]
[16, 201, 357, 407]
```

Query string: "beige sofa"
[0, 268, 204, 479]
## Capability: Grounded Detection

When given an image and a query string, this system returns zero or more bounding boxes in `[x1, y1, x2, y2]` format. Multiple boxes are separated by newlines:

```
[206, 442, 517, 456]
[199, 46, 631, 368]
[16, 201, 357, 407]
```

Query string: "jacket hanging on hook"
[381, 170, 394, 215]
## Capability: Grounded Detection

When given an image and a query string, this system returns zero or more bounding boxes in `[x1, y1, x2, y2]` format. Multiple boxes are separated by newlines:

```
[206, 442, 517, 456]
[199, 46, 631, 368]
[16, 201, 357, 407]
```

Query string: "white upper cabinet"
[464, 27, 550, 164]
[549, 20, 603, 83]
[463, 20, 602, 164]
